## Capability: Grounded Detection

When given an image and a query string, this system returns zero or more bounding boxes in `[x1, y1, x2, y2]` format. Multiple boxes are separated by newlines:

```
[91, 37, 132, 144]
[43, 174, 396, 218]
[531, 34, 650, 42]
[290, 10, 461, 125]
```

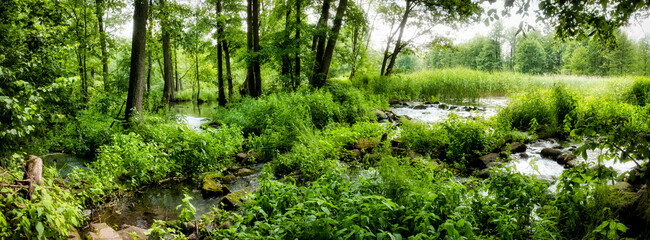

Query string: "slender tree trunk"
[310, 0, 348, 88]
[246, 0, 256, 97]
[125, 0, 149, 123]
[196, 53, 200, 103]
[160, 0, 174, 105]
[224, 42, 233, 98]
[82, 1, 89, 102]
[294, 0, 301, 90]
[253, 0, 261, 97]
[281, 10, 291, 78]
[96, 0, 110, 91]
[174, 46, 180, 91]
[216, 0, 226, 106]
[312, 0, 331, 54]
[384, 1, 411, 76]
[349, 25, 360, 79]
[147, 54, 152, 92]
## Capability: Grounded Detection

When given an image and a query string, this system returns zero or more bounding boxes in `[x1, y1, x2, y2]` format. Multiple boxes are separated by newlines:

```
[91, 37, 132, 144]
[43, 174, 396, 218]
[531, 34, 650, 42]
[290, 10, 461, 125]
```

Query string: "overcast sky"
[112, 0, 650, 51]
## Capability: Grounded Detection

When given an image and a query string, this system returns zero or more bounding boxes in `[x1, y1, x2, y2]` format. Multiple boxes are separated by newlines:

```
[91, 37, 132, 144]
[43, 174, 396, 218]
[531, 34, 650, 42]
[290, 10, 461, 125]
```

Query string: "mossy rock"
[202, 175, 230, 198]
[219, 187, 254, 210]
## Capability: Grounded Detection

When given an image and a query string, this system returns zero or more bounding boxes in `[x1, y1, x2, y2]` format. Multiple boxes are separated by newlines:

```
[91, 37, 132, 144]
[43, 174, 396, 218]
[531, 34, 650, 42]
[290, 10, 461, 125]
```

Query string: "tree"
[605, 32, 637, 75]
[569, 45, 589, 75]
[514, 37, 546, 74]
[160, 0, 175, 105]
[96, 0, 110, 91]
[309, 0, 349, 88]
[246, 0, 262, 97]
[538, 0, 650, 47]
[216, 0, 226, 106]
[381, 0, 481, 76]
[125, 0, 149, 123]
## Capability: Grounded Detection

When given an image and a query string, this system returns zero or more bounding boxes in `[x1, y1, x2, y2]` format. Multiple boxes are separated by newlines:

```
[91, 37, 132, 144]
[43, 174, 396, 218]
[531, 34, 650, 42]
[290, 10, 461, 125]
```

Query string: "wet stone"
[117, 225, 147, 240]
[541, 148, 563, 160]
[88, 223, 121, 240]
[519, 153, 530, 159]
[235, 168, 254, 177]
[508, 142, 527, 153]
[412, 104, 428, 110]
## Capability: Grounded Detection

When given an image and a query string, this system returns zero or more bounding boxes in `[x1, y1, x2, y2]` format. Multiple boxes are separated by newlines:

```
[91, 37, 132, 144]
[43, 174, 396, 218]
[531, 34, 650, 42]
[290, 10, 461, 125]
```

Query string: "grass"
[353, 68, 643, 102]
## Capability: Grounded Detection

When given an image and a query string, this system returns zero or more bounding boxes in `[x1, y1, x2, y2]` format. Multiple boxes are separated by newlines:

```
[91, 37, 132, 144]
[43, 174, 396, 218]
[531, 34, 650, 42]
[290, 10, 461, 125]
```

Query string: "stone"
[219, 187, 254, 210]
[479, 153, 501, 165]
[614, 182, 634, 192]
[390, 138, 401, 148]
[565, 160, 578, 168]
[67, 229, 81, 240]
[439, 104, 449, 110]
[235, 168, 254, 177]
[504, 137, 513, 144]
[388, 99, 401, 105]
[476, 169, 491, 179]
[222, 174, 236, 183]
[235, 152, 249, 162]
[486, 162, 503, 168]
[88, 223, 121, 240]
[556, 153, 576, 165]
[375, 109, 388, 119]
[508, 142, 527, 153]
[202, 176, 230, 197]
[413, 104, 428, 110]
[519, 153, 530, 159]
[117, 225, 147, 240]
[541, 148, 563, 160]
[354, 138, 379, 150]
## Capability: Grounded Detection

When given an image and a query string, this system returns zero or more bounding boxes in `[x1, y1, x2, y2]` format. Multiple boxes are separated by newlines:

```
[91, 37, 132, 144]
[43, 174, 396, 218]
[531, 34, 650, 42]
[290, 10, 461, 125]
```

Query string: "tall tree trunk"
[82, 1, 88, 102]
[349, 25, 360, 79]
[96, 0, 109, 92]
[246, 0, 256, 97]
[310, 0, 348, 88]
[224, 42, 233, 98]
[216, 0, 226, 106]
[125, 0, 149, 123]
[253, 0, 261, 97]
[174, 46, 180, 91]
[294, 0, 301, 90]
[281, 10, 291, 79]
[146, 0, 152, 93]
[312, 0, 331, 53]
[384, 1, 412, 76]
[196, 53, 200, 103]
[161, 0, 174, 105]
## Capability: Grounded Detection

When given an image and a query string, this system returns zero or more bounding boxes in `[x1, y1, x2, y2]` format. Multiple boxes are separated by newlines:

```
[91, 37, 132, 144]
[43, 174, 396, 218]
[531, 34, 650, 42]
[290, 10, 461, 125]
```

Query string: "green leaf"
[36, 222, 44, 238]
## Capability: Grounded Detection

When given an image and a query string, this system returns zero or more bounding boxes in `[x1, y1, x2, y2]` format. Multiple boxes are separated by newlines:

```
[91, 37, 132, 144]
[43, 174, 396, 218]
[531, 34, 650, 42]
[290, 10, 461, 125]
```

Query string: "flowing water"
[390, 97, 508, 124]
[96, 163, 265, 229]
[171, 101, 217, 131]
[390, 97, 642, 183]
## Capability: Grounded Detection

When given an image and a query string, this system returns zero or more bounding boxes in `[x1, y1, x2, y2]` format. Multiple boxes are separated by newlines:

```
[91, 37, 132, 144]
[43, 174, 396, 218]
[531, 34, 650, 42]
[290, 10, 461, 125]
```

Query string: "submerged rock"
[519, 153, 530, 159]
[476, 169, 491, 179]
[508, 142, 527, 153]
[235, 168, 254, 177]
[219, 187, 255, 210]
[556, 153, 576, 165]
[412, 104, 428, 110]
[479, 153, 501, 165]
[541, 148, 563, 160]
[375, 109, 388, 119]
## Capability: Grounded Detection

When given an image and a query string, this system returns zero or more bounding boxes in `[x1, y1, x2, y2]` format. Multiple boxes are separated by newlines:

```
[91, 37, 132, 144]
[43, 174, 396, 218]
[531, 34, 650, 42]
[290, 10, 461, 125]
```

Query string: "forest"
[1, 0, 650, 239]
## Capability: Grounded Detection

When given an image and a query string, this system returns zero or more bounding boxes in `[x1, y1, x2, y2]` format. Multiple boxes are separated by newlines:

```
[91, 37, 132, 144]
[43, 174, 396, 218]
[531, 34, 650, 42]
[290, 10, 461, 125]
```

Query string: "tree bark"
[310, 0, 348, 88]
[216, 0, 226, 106]
[196, 53, 200, 103]
[281, 10, 292, 79]
[161, 0, 174, 105]
[349, 25, 360, 79]
[224, 42, 233, 98]
[125, 0, 148, 123]
[384, 1, 412, 76]
[246, 0, 256, 97]
[253, 0, 261, 97]
[96, 0, 109, 92]
[294, 0, 301, 90]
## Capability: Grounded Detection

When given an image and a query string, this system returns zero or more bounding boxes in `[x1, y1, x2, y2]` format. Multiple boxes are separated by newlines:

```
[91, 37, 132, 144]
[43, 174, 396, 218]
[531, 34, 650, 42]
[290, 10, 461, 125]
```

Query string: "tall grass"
[353, 68, 643, 102]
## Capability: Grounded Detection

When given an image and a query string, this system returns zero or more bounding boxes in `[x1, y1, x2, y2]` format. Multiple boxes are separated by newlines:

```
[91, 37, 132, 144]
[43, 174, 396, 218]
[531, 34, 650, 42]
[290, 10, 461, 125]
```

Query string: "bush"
[626, 77, 650, 106]
[498, 90, 555, 132]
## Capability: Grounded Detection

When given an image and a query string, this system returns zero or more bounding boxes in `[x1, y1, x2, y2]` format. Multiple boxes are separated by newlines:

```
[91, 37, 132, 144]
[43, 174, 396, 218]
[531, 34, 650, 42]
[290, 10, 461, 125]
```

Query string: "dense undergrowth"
[2, 69, 650, 239]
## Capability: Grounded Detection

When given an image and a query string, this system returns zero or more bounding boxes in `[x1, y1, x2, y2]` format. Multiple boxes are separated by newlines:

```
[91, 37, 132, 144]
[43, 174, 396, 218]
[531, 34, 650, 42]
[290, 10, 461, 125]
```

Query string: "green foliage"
[626, 77, 650, 106]
[0, 168, 82, 239]
[515, 38, 547, 74]
[214, 86, 379, 160]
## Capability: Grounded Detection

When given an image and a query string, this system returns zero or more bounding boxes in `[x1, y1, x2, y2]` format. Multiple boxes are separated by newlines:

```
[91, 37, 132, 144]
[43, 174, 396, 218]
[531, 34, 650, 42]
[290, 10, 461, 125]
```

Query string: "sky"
[112, 0, 650, 51]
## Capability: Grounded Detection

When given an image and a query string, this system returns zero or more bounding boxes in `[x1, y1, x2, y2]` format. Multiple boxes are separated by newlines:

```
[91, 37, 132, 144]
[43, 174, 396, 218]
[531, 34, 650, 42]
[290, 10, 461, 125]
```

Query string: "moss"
[219, 187, 254, 210]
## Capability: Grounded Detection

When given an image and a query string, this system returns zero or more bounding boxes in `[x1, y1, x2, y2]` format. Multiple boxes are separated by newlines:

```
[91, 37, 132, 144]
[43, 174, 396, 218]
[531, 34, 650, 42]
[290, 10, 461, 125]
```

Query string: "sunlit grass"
[353, 68, 646, 102]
